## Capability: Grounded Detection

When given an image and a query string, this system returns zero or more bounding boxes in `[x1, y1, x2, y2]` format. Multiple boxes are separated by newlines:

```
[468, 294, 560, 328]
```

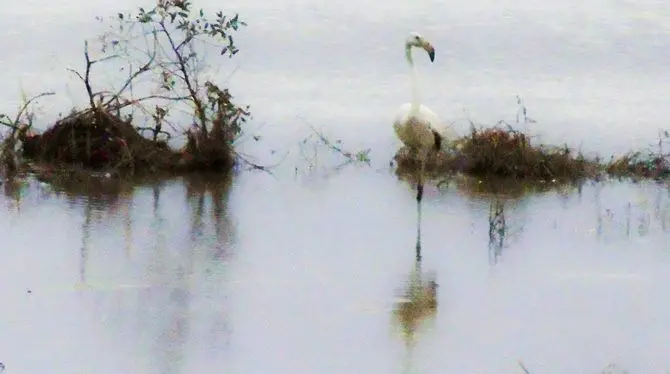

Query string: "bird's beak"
[422, 41, 435, 62]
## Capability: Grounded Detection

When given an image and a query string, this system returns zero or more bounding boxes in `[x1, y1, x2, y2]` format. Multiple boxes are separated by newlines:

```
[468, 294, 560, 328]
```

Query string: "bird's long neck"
[406, 46, 421, 116]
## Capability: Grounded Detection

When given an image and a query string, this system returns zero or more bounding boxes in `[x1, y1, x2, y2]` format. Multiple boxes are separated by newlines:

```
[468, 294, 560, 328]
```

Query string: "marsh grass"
[395, 124, 600, 183]
[607, 129, 670, 181]
[393, 95, 670, 188]
[606, 151, 670, 181]
[395, 122, 670, 188]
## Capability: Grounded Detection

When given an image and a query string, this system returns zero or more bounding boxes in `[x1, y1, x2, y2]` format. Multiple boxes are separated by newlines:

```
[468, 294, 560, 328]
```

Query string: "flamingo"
[393, 32, 456, 203]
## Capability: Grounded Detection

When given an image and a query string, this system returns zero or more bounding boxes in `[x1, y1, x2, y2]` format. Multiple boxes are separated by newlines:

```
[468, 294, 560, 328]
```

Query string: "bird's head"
[405, 32, 435, 62]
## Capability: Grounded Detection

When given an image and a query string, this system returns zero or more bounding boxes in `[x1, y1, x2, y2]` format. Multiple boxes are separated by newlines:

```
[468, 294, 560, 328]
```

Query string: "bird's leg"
[416, 194, 422, 262]
[416, 149, 427, 204]
[414, 149, 428, 261]
[417, 180, 424, 203]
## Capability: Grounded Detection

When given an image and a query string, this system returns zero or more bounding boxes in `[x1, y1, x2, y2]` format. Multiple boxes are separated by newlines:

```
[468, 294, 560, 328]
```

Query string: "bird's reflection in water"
[392, 258, 438, 341]
[392, 198, 439, 373]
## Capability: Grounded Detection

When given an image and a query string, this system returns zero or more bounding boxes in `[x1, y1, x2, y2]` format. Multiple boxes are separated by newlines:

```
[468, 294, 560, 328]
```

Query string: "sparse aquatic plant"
[516, 361, 634, 374]
[607, 128, 670, 181]
[295, 117, 372, 176]
[0, 91, 54, 176]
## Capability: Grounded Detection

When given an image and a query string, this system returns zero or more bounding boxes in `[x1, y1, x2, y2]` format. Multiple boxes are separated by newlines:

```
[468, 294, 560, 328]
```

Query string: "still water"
[1, 170, 670, 373]
[2, 0, 670, 373]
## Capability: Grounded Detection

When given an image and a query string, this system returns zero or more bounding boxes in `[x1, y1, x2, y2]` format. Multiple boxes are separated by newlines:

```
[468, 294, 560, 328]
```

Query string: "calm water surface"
[2, 0, 670, 373]
[1, 170, 670, 373]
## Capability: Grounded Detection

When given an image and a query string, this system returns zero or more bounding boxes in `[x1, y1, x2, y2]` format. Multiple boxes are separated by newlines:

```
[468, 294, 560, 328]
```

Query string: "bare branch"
[66, 68, 86, 83]
[81, 40, 97, 109]
[91, 54, 121, 64]
[518, 361, 531, 374]
[0, 91, 55, 129]
[103, 30, 159, 107]
[102, 94, 192, 114]
[157, 19, 208, 135]
[234, 151, 282, 176]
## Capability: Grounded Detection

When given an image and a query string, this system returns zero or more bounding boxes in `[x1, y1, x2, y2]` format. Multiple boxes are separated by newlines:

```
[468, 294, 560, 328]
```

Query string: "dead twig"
[0, 92, 55, 130]
[518, 361, 531, 374]
[296, 115, 371, 165]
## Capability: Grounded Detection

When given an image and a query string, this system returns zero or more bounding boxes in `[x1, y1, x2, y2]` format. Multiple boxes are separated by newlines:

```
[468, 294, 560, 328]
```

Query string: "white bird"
[393, 32, 455, 203]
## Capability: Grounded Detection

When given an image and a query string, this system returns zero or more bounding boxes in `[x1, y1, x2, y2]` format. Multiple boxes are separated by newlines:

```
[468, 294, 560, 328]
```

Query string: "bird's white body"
[393, 103, 442, 152]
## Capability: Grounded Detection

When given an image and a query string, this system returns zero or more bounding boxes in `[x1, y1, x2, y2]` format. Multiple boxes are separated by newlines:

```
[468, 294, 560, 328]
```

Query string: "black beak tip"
[429, 51, 435, 62]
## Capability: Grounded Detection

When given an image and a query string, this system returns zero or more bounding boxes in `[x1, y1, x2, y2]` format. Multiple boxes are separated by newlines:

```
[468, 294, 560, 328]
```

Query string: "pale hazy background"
[1, 1, 670, 373]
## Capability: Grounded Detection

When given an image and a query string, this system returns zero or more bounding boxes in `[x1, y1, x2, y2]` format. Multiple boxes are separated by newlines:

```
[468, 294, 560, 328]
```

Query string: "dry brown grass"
[395, 123, 670, 186]
[606, 151, 670, 180]
[394, 125, 602, 183]
[19, 106, 235, 176]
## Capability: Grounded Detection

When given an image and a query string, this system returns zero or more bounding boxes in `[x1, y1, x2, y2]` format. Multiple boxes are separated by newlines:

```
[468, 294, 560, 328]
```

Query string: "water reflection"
[2, 175, 25, 211]
[3, 168, 670, 372]
[593, 180, 670, 242]
[393, 254, 438, 374]
[70, 172, 234, 373]
[488, 198, 506, 265]
[390, 195, 439, 373]
[393, 261, 438, 340]
[184, 173, 235, 261]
